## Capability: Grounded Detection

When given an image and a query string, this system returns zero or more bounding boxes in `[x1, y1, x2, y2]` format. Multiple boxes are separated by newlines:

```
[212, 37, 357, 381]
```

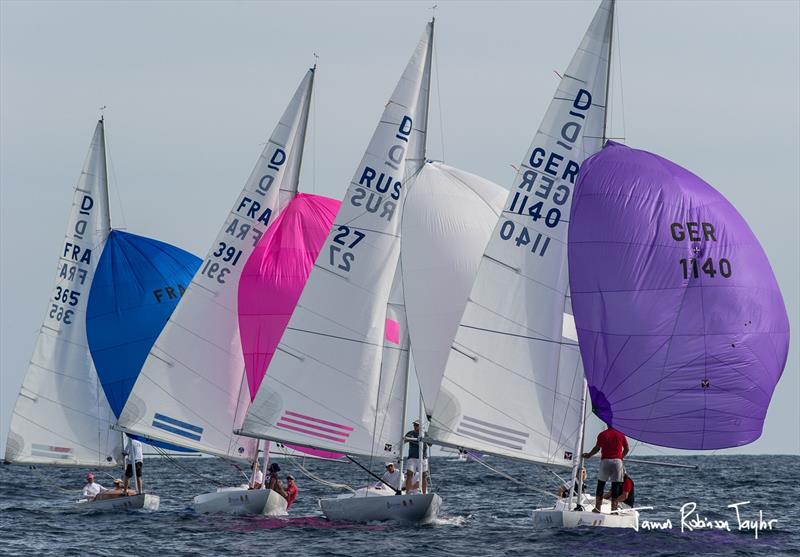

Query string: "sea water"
[1, 454, 797, 556]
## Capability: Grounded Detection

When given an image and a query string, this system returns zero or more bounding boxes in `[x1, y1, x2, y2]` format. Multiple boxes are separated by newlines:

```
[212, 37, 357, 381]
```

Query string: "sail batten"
[116, 69, 316, 460]
[427, 1, 613, 467]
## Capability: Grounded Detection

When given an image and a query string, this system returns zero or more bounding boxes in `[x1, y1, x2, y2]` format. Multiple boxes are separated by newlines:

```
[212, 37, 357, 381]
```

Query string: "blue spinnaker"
[87, 230, 201, 421]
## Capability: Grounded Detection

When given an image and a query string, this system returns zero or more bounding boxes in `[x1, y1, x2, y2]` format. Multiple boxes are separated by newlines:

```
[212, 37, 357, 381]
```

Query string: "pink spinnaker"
[239, 193, 342, 460]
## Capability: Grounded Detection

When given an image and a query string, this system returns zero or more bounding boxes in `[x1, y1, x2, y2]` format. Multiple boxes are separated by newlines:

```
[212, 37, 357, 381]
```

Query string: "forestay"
[568, 142, 790, 450]
[117, 69, 315, 460]
[401, 162, 506, 414]
[5, 120, 120, 467]
[427, 1, 613, 467]
[240, 22, 434, 459]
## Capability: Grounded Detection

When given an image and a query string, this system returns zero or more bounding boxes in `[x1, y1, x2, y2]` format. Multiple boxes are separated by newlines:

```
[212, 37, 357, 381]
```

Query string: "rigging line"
[346, 455, 401, 494]
[279, 446, 355, 493]
[103, 124, 128, 230]
[28, 466, 83, 494]
[152, 445, 227, 487]
[466, 453, 560, 501]
[615, 5, 627, 141]
[433, 21, 445, 162]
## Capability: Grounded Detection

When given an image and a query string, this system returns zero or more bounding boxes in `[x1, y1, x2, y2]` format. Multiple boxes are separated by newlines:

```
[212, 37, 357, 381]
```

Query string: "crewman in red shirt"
[582, 423, 629, 513]
[284, 475, 299, 509]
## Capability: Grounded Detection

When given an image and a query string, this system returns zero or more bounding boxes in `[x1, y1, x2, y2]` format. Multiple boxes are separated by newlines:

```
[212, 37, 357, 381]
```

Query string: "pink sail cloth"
[238, 193, 342, 460]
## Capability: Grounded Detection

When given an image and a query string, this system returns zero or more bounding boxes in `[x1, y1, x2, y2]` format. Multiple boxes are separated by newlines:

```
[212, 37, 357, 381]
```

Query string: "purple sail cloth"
[568, 141, 789, 450]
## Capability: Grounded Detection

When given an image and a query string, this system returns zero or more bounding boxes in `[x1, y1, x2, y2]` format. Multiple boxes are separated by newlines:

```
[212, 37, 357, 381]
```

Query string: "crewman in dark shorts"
[123, 437, 144, 494]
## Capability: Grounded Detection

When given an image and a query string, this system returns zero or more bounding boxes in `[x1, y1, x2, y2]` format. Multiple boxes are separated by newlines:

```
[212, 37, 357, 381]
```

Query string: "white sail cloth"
[427, 1, 613, 467]
[401, 162, 506, 414]
[240, 23, 434, 459]
[5, 120, 120, 467]
[116, 70, 315, 461]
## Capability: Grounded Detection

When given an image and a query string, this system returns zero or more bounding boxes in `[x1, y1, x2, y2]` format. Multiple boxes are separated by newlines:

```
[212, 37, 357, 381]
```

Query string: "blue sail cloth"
[87, 231, 201, 421]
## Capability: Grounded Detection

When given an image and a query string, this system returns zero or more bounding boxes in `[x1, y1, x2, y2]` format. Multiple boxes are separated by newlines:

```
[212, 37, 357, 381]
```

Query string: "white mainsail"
[401, 162, 506, 414]
[5, 120, 120, 467]
[427, 0, 613, 467]
[240, 22, 434, 459]
[116, 69, 315, 460]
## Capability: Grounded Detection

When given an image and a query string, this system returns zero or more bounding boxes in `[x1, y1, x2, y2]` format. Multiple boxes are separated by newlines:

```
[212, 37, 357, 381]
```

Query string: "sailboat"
[4, 118, 197, 511]
[418, 0, 622, 528]
[115, 67, 316, 516]
[238, 20, 441, 524]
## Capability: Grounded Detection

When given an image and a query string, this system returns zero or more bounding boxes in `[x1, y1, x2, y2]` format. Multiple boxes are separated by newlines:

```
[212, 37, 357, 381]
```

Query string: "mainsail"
[568, 142, 790, 450]
[427, 0, 614, 466]
[240, 21, 434, 459]
[401, 162, 506, 413]
[5, 120, 120, 467]
[116, 69, 315, 460]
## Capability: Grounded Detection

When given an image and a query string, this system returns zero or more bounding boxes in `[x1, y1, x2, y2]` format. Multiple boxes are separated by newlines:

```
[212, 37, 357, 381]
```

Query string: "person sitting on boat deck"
[94, 479, 137, 500]
[404, 420, 430, 494]
[375, 462, 402, 493]
[267, 462, 287, 498]
[604, 471, 635, 509]
[558, 467, 587, 498]
[250, 462, 264, 489]
[582, 423, 629, 513]
[284, 475, 298, 509]
[82, 473, 105, 500]
[122, 437, 144, 494]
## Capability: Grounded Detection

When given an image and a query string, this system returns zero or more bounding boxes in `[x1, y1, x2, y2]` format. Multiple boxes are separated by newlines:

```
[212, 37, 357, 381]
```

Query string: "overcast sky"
[1, 0, 798, 456]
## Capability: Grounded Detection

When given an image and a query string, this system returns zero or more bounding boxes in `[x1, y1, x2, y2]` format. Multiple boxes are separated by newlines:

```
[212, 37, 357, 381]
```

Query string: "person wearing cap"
[376, 462, 402, 492]
[82, 473, 105, 500]
[403, 420, 430, 494]
[284, 475, 298, 509]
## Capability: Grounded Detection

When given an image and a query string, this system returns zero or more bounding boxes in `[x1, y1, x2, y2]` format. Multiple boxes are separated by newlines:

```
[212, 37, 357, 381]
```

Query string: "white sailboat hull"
[78, 494, 160, 512]
[532, 493, 638, 529]
[319, 487, 441, 524]
[193, 487, 288, 516]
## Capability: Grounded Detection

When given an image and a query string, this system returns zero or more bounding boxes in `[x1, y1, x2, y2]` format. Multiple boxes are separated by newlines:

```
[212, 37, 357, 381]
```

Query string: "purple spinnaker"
[568, 141, 789, 449]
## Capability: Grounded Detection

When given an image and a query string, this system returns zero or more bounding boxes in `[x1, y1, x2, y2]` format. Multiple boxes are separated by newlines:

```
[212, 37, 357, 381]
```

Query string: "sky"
[1, 0, 798, 457]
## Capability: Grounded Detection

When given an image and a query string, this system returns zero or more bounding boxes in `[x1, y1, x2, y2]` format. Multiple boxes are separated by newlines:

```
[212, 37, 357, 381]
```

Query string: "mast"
[601, 0, 615, 145]
[570, 0, 615, 506]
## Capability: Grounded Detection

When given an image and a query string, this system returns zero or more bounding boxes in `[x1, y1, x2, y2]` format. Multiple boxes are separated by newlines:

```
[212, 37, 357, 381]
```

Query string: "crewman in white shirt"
[123, 437, 144, 494]
[376, 462, 402, 493]
[82, 473, 105, 500]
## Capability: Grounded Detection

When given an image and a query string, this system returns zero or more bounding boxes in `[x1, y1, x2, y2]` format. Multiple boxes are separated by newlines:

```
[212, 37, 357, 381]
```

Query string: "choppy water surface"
[1, 454, 798, 556]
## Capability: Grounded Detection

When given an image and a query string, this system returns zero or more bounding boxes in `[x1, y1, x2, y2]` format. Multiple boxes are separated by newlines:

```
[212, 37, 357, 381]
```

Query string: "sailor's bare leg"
[405, 470, 413, 493]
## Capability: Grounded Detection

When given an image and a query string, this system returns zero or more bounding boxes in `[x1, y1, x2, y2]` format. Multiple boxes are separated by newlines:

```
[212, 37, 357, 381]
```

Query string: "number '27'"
[329, 226, 365, 272]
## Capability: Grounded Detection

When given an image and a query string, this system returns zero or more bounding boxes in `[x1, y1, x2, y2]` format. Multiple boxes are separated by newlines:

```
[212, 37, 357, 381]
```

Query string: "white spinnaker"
[117, 69, 315, 460]
[240, 22, 433, 458]
[428, 1, 613, 467]
[401, 162, 506, 414]
[5, 120, 120, 467]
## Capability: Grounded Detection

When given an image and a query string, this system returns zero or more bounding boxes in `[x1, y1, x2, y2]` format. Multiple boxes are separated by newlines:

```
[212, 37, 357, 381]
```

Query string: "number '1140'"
[679, 257, 732, 279]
